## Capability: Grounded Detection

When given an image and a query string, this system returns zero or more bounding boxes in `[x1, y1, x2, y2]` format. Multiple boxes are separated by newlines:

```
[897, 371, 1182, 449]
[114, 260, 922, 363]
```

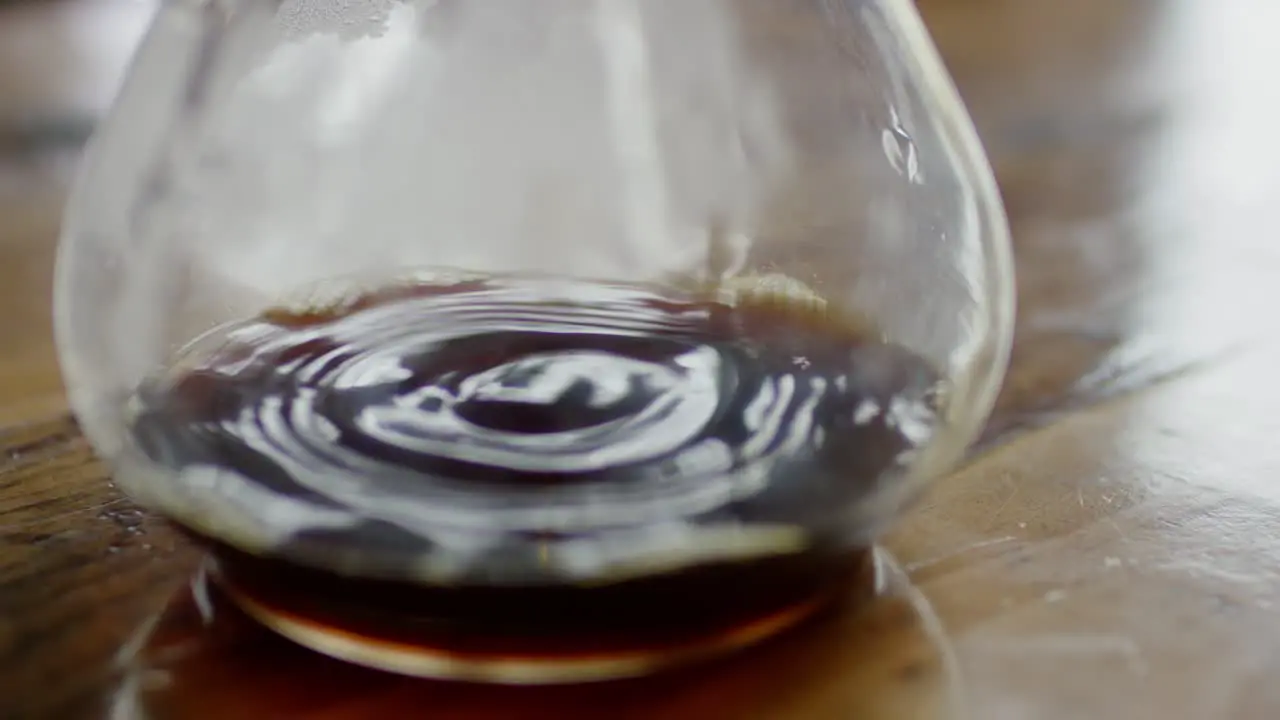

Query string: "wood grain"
[5, 0, 1280, 718]
[0, 417, 197, 720]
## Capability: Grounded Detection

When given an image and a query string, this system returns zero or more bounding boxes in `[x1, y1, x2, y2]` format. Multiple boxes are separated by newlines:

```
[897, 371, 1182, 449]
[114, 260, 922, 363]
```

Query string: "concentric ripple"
[122, 275, 944, 583]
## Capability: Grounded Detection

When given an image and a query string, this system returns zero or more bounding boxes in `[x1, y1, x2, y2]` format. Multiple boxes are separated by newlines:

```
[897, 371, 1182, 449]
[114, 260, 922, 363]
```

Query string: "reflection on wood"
[4, 0, 1280, 718]
[112, 553, 952, 720]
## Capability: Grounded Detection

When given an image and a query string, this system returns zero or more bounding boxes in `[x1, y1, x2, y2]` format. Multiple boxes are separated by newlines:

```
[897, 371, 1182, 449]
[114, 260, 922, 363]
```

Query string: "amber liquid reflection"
[109, 550, 956, 720]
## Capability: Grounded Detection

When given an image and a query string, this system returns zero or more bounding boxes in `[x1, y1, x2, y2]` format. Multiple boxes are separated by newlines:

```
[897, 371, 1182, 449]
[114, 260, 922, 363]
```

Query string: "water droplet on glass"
[882, 109, 922, 184]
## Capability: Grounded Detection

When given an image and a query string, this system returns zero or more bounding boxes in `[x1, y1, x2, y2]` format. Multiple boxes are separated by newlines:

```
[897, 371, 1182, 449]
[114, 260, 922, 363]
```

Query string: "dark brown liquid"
[121, 275, 942, 675]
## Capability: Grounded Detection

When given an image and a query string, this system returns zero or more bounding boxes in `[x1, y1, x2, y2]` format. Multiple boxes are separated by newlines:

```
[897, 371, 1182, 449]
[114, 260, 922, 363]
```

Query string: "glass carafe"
[55, 0, 1013, 683]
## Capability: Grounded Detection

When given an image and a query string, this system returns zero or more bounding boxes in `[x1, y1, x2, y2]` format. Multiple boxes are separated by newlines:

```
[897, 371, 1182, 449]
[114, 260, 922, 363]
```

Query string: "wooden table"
[4, 0, 1280, 717]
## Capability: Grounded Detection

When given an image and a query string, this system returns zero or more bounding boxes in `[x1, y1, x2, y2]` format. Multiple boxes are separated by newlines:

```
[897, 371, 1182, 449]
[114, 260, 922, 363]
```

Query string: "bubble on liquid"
[714, 272, 828, 314]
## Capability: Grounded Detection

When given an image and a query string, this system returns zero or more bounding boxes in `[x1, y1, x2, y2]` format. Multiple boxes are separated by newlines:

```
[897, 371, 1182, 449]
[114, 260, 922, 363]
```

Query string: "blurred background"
[5, 0, 1278, 432]
[6, 1, 1280, 718]
[0, 0, 156, 426]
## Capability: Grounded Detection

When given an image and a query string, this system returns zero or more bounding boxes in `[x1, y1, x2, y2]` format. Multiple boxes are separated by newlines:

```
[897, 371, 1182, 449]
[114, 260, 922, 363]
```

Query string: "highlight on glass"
[55, 0, 1013, 682]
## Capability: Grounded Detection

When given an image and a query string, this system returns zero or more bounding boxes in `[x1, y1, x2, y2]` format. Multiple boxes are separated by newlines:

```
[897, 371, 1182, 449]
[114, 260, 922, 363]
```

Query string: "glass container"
[54, 0, 1013, 683]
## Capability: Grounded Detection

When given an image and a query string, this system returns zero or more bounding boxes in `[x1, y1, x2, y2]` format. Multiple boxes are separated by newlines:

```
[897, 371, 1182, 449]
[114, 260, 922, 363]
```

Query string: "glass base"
[212, 548, 878, 685]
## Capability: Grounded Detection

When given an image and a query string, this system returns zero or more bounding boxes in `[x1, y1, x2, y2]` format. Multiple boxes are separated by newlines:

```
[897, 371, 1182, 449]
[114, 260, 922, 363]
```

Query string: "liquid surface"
[122, 275, 944, 585]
